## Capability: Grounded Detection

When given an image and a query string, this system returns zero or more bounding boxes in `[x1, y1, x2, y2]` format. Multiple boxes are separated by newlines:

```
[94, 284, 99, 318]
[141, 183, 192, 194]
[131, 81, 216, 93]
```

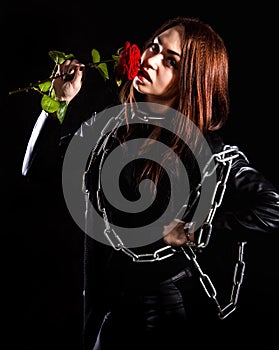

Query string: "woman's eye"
[167, 58, 177, 68]
[147, 42, 178, 69]
[149, 42, 160, 53]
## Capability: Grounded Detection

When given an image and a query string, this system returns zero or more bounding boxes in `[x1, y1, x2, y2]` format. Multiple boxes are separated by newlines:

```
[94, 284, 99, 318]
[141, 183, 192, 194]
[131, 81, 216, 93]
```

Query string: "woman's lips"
[137, 69, 151, 82]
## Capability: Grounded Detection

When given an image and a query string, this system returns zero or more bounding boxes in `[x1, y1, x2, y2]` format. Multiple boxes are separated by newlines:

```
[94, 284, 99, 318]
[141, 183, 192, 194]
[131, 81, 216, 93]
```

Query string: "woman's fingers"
[52, 59, 85, 102]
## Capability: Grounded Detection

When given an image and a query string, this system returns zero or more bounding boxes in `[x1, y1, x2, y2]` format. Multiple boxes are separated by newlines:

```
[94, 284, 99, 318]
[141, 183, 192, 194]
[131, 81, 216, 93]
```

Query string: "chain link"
[103, 215, 177, 262]
[195, 147, 235, 249]
[82, 113, 248, 319]
[181, 241, 246, 319]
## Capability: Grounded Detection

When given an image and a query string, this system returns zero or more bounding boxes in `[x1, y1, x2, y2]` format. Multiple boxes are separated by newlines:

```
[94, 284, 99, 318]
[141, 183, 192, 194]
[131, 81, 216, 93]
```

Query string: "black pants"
[92, 267, 218, 350]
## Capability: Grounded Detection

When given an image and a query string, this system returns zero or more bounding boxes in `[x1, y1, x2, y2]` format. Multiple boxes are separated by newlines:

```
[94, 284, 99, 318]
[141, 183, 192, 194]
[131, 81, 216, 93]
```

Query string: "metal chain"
[195, 145, 248, 250]
[82, 114, 249, 319]
[98, 145, 247, 257]
[181, 241, 246, 319]
[82, 106, 126, 194]
[103, 144, 248, 318]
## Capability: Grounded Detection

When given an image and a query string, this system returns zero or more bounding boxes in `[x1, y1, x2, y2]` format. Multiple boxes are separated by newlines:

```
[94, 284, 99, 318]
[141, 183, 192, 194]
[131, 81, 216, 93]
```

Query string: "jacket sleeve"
[21, 110, 65, 184]
[214, 156, 279, 236]
[21, 108, 96, 184]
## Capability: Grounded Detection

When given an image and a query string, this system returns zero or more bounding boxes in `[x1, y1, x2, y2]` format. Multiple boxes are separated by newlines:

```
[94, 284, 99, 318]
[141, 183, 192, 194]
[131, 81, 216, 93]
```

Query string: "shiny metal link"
[82, 107, 126, 195]
[194, 146, 243, 249]
[219, 303, 237, 319]
[181, 241, 247, 320]
[83, 122, 249, 320]
[104, 226, 177, 262]
[128, 245, 177, 263]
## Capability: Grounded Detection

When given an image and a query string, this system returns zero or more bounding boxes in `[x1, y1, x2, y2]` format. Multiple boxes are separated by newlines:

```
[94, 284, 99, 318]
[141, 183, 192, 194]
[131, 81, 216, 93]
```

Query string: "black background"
[3, 2, 279, 349]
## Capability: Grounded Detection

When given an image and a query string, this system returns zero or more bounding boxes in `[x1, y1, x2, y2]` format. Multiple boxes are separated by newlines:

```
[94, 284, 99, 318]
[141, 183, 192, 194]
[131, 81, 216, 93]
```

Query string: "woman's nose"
[143, 53, 163, 70]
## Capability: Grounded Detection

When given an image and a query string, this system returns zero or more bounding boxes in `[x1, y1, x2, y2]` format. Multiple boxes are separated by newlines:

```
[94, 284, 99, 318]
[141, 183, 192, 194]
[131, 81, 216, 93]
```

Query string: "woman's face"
[133, 25, 182, 108]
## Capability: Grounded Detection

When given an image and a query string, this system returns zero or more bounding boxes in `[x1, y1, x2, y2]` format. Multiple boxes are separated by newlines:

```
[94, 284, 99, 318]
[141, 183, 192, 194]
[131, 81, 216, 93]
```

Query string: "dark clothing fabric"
[22, 105, 279, 350]
[91, 267, 199, 350]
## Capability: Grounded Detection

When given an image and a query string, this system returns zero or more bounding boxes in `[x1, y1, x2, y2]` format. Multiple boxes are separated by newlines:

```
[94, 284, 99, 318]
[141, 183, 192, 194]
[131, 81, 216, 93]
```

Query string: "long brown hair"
[118, 17, 229, 186]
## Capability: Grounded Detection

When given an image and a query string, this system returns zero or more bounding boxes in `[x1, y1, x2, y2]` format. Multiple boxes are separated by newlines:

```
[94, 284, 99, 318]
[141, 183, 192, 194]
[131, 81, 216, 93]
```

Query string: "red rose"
[115, 41, 141, 81]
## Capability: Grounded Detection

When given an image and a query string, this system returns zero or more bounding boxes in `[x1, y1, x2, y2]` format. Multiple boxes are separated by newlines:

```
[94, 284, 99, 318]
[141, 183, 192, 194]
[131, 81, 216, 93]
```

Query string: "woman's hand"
[52, 59, 85, 104]
[163, 219, 195, 246]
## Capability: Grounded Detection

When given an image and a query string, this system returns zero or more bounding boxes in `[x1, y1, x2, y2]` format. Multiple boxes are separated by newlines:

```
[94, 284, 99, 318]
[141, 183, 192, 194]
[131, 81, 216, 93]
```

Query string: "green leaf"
[97, 63, 109, 80]
[56, 101, 68, 124]
[48, 50, 75, 64]
[91, 49, 100, 64]
[116, 79, 122, 87]
[38, 80, 52, 92]
[41, 94, 60, 113]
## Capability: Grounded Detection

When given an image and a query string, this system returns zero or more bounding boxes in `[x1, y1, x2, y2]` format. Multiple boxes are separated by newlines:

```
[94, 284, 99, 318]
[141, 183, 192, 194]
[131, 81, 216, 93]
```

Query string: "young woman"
[22, 17, 279, 349]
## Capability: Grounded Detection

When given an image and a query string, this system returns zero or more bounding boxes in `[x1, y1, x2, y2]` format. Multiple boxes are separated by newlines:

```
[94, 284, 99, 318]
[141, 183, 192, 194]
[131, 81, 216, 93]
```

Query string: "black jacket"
[22, 106, 279, 350]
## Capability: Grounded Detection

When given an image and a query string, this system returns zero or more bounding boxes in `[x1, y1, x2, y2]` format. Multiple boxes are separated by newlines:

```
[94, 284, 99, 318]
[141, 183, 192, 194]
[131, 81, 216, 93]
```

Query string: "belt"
[160, 267, 193, 286]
